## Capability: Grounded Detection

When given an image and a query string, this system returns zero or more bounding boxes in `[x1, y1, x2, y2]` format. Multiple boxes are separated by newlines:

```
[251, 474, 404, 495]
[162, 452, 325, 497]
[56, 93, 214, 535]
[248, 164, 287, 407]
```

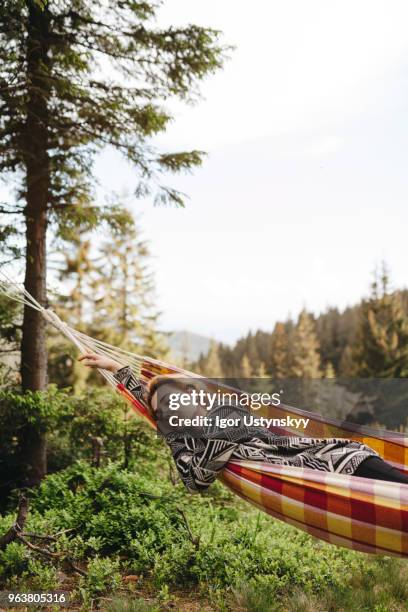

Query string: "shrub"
[0, 385, 164, 500]
[25, 462, 367, 597]
[79, 556, 121, 597]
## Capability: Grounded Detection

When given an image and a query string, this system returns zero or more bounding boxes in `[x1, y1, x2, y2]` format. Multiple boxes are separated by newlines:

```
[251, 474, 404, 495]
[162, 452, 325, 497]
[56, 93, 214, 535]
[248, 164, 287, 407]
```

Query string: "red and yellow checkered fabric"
[117, 359, 408, 557]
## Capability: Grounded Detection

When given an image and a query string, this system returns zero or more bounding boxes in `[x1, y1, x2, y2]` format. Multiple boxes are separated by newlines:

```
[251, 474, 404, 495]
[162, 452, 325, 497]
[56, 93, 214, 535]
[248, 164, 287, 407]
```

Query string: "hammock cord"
[1, 270, 408, 558]
[0, 270, 179, 383]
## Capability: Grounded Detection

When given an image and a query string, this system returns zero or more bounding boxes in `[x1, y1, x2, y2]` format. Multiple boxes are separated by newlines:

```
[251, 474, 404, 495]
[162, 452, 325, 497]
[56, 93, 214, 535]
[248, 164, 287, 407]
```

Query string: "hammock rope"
[1, 270, 408, 557]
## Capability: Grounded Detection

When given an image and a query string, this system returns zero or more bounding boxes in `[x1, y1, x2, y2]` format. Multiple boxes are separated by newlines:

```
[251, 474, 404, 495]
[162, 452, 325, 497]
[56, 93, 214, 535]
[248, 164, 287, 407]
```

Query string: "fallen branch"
[16, 533, 87, 577]
[16, 533, 59, 559]
[20, 527, 75, 542]
[20, 532, 58, 543]
[0, 498, 86, 577]
[0, 496, 29, 550]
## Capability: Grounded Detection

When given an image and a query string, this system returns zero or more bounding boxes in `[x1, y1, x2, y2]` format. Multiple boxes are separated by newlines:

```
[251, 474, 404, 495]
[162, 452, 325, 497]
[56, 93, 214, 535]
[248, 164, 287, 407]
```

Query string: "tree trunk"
[20, 1, 50, 486]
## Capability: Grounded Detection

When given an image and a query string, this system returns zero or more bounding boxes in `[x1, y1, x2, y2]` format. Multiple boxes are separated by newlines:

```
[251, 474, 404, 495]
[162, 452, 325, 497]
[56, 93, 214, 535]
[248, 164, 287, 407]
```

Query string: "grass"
[94, 555, 408, 612]
[233, 556, 408, 612]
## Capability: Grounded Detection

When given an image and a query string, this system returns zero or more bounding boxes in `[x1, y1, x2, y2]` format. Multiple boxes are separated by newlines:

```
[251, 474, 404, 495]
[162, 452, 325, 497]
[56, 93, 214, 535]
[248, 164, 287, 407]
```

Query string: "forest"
[1, 1, 408, 610]
[194, 274, 408, 430]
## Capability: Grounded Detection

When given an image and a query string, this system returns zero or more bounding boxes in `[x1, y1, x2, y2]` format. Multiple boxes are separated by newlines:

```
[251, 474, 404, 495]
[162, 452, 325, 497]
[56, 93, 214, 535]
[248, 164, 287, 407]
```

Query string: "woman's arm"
[78, 354, 144, 400]
[167, 437, 238, 493]
[78, 353, 122, 373]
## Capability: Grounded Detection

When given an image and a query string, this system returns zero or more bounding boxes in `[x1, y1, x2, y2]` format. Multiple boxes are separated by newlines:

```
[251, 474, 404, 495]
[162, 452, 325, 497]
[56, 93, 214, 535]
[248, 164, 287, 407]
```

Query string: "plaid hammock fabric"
[0, 273, 407, 558]
[120, 359, 408, 558]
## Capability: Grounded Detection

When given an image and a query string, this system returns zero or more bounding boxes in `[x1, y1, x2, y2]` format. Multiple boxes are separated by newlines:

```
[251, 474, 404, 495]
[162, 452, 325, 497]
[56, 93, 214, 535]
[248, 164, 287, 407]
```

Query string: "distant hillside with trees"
[167, 331, 213, 366]
[192, 269, 408, 428]
[194, 270, 408, 378]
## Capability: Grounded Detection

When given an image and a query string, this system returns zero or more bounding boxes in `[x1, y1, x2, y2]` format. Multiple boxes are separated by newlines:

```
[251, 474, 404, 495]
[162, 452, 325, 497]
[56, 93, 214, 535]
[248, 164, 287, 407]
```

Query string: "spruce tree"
[255, 362, 267, 378]
[352, 269, 408, 377]
[201, 340, 224, 378]
[323, 361, 336, 378]
[240, 353, 253, 378]
[269, 322, 289, 378]
[51, 213, 168, 388]
[90, 219, 167, 358]
[288, 310, 322, 379]
[47, 234, 97, 390]
[0, 0, 226, 483]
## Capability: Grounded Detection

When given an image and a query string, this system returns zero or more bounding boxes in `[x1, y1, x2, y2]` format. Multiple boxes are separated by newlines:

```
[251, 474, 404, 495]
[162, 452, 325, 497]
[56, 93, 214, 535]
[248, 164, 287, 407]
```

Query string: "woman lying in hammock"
[79, 353, 408, 491]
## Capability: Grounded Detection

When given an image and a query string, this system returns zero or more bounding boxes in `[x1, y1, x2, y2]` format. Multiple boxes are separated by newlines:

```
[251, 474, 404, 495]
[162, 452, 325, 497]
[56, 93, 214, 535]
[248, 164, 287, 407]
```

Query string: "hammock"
[1, 272, 408, 558]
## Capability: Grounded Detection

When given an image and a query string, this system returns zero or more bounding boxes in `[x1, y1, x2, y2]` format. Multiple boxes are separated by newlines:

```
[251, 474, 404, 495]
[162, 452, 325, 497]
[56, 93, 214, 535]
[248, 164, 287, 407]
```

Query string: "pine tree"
[95, 218, 168, 357]
[245, 332, 261, 374]
[339, 345, 355, 377]
[288, 310, 322, 378]
[352, 268, 408, 377]
[201, 341, 224, 378]
[253, 330, 271, 366]
[47, 236, 96, 390]
[255, 361, 267, 378]
[268, 322, 289, 378]
[90, 224, 153, 348]
[240, 353, 253, 378]
[54, 215, 168, 387]
[47, 231, 98, 390]
[0, 1, 226, 483]
[323, 362, 336, 378]
[217, 343, 235, 378]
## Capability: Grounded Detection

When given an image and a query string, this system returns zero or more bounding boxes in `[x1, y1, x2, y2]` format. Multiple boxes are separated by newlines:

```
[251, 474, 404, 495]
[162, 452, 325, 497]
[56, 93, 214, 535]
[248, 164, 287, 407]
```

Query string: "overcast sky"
[95, 1, 408, 343]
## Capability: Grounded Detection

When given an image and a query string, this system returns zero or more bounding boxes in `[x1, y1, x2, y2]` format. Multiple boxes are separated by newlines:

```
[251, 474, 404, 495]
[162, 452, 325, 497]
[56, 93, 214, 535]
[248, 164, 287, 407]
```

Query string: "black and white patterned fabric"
[114, 365, 145, 401]
[114, 367, 380, 493]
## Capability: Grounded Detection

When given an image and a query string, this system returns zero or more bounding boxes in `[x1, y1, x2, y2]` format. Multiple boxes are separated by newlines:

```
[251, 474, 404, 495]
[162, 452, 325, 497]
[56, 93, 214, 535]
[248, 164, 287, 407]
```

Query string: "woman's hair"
[145, 374, 205, 420]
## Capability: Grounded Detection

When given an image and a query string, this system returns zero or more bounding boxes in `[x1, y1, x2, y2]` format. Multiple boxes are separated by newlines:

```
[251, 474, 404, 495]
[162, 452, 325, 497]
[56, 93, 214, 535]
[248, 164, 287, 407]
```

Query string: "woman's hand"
[78, 353, 122, 373]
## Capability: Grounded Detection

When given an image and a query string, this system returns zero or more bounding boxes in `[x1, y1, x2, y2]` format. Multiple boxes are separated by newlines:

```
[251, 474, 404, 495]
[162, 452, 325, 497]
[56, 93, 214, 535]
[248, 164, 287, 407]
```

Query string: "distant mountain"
[167, 331, 214, 363]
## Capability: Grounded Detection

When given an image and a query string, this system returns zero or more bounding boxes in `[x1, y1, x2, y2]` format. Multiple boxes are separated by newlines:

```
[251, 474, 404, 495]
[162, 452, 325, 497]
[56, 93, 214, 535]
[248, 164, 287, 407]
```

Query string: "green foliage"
[47, 212, 169, 391]
[1, 276, 408, 607]
[30, 462, 190, 564]
[0, 535, 58, 592]
[191, 271, 408, 428]
[0, 386, 70, 434]
[0, 293, 21, 347]
[258, 556, 408, 612]
[0, 385, 72, 491]
[0, 542, 28, 580]
[0, 455, 401, 607]
[269, 322, 290, 379]
[0, 0, 229, 243]
[196, 340, 225, 377]
[0, 293, 21, 384]
[107, 599, 160, 612]
[352, 268, 408, 377]
[15, 559, 58, 592]
[0, 387, 405, 607]
[4, 461, 366, 597]
[287, 311, 322, 379]
[79, 556, 121, 598]
[0, 384, 163, 495]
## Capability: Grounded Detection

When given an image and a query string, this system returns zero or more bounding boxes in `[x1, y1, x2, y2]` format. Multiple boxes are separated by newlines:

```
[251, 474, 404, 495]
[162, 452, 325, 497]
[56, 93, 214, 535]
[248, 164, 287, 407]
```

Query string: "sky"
[92, 1, 408, 343]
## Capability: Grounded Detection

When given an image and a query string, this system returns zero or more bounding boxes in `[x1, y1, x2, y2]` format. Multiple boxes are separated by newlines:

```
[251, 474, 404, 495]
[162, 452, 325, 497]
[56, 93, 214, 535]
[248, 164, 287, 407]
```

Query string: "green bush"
[0, 386, 404, 608]
[79, 556, 121, 597]
[0, 542, 28, 580]
[22, 462, 366, 597]
[0, 385, 164, 499]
